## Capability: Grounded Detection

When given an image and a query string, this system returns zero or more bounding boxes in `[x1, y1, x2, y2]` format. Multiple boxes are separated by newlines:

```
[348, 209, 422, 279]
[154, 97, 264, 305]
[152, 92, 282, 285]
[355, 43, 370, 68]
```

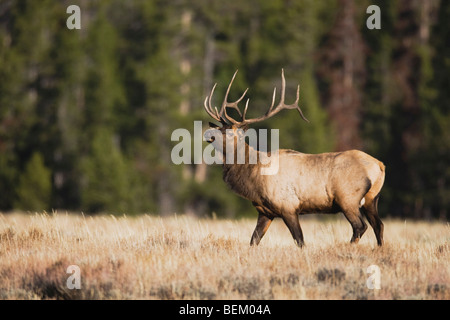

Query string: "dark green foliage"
[14, 153, 52, 211]
[0, 0, 447, 219]
[80, 129, 135, 214]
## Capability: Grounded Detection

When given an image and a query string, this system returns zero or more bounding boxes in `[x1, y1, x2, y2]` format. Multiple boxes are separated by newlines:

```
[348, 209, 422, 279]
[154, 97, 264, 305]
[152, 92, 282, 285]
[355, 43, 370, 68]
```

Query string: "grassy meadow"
[0, 212, 448, 300]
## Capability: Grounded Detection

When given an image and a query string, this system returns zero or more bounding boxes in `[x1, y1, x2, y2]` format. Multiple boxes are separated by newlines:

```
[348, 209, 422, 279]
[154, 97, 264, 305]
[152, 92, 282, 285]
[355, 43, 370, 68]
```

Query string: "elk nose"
[204, 130, 215, 143]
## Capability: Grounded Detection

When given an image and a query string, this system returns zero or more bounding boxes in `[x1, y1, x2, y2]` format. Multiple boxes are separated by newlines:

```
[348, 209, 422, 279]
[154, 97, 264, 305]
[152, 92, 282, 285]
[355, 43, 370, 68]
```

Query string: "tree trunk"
[318, 0, 366, 151]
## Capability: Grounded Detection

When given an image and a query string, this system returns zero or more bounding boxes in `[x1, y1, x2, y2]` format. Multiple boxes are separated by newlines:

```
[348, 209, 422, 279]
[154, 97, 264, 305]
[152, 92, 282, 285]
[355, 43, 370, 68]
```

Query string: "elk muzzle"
[204, 128, 219, 143]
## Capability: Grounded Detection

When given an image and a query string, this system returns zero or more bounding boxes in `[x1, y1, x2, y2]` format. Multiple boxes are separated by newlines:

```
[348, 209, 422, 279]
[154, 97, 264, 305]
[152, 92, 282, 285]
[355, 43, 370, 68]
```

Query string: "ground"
[0, 212, 448, 300]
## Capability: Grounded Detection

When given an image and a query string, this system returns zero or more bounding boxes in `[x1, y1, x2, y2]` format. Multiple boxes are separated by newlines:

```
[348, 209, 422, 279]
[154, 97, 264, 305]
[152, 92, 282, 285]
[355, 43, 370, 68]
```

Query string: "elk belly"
[263, 180, 301, 214]
[294, 183, 337, 214]
[278, 184, 301, 212]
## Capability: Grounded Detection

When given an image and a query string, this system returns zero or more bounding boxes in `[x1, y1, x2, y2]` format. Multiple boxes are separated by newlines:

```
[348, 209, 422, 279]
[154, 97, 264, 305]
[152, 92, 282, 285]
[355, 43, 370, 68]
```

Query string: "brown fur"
[203, 70, 385, 247]
[205, 125, 385, 247]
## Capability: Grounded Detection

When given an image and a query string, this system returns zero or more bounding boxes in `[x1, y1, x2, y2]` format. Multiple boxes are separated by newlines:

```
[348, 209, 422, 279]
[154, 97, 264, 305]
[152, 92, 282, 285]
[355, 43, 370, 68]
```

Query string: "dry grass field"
[0, 212, 448, 300]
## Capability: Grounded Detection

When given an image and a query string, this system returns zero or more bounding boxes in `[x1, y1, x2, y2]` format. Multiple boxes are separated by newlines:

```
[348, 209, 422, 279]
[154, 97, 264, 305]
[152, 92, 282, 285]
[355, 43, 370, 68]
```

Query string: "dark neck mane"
[221, 143, 266, 201]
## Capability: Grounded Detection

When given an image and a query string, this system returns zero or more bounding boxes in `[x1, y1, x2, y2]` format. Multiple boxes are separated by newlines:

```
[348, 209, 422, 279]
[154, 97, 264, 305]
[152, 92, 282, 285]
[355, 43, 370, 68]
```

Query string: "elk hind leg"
[361, 194, 384, 246]
[341, 205, 367, 244]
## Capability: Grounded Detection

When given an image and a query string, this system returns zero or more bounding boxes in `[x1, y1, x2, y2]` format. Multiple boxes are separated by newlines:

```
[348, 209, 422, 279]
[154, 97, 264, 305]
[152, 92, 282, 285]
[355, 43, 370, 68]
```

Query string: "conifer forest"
[0, 0, 449, 220]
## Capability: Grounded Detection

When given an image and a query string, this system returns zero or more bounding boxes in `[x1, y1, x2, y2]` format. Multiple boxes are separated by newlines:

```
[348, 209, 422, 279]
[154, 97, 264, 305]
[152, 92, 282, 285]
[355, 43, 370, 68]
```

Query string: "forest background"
[0, 0, 448, 220]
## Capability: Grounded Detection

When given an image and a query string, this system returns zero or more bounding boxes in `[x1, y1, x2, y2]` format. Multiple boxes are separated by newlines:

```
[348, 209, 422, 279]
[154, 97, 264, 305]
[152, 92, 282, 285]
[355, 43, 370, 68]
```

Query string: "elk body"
[203, 70, 385, 247]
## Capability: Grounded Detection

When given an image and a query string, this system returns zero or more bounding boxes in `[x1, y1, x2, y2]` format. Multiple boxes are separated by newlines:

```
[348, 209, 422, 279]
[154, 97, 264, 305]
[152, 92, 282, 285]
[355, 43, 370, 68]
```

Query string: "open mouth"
[206, 137, 215, 143]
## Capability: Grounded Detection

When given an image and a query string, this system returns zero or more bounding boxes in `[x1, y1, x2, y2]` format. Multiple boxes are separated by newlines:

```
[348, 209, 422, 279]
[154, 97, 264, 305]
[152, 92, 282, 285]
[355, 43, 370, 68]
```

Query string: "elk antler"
[203, 83, 221, 122]
[204, 69, 309, 126]
[204, 70, 248, 125]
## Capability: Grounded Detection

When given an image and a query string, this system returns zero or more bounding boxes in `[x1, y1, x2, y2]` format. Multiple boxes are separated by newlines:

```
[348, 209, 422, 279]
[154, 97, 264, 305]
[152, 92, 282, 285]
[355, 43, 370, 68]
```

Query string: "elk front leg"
[250, 212, 273, 246]
[282, 213, 304, 247]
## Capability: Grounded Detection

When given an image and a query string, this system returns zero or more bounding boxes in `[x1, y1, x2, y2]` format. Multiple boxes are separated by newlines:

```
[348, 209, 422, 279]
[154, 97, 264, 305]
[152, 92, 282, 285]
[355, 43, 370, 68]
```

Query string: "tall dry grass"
[0, 212, 448, 300]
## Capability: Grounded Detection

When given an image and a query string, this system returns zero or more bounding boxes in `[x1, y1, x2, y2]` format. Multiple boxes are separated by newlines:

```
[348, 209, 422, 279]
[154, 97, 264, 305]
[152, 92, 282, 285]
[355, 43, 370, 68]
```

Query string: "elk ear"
[209, 122, 220, 129]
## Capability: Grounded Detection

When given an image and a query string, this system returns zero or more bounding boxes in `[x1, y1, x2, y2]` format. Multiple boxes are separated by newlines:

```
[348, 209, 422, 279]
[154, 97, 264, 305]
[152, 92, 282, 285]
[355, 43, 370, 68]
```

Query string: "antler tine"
[280, 68, 286, 105]
[208, 83, 217, 115]
[219, 70, 239, 117]
[217, 70, 249, 121]
[204, 97, 220, 121]
[214, 107, 220, 119]
[242, 98, 250, 121]
[295, 85, 309, 123]
[266, 87, 277, 115]
[204, 83, 221, 122]
[228, 88, 248, 118]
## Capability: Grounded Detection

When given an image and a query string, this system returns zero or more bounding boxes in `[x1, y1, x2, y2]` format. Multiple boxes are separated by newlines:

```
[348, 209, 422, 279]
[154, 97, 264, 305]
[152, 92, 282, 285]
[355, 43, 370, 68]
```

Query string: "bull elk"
[203, 70, 385, 247]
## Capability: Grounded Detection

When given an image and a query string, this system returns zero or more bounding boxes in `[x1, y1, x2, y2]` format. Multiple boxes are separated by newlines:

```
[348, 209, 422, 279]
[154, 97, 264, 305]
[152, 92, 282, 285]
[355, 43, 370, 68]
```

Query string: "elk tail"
[378, 161, 385, 173]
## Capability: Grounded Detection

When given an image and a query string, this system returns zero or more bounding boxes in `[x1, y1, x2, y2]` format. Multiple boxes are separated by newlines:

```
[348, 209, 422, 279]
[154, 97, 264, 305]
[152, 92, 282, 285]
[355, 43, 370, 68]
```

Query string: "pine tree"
[0, 0, 62, 210]
[361, 0, 397, 214]
[317, 0, 366, 151]
[14, 152, 52, 211]
[80, 128, 133, 214]
[426, 0, 450, 219]
[77, 2, 133, 214]
[51, 1, 87, 209]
